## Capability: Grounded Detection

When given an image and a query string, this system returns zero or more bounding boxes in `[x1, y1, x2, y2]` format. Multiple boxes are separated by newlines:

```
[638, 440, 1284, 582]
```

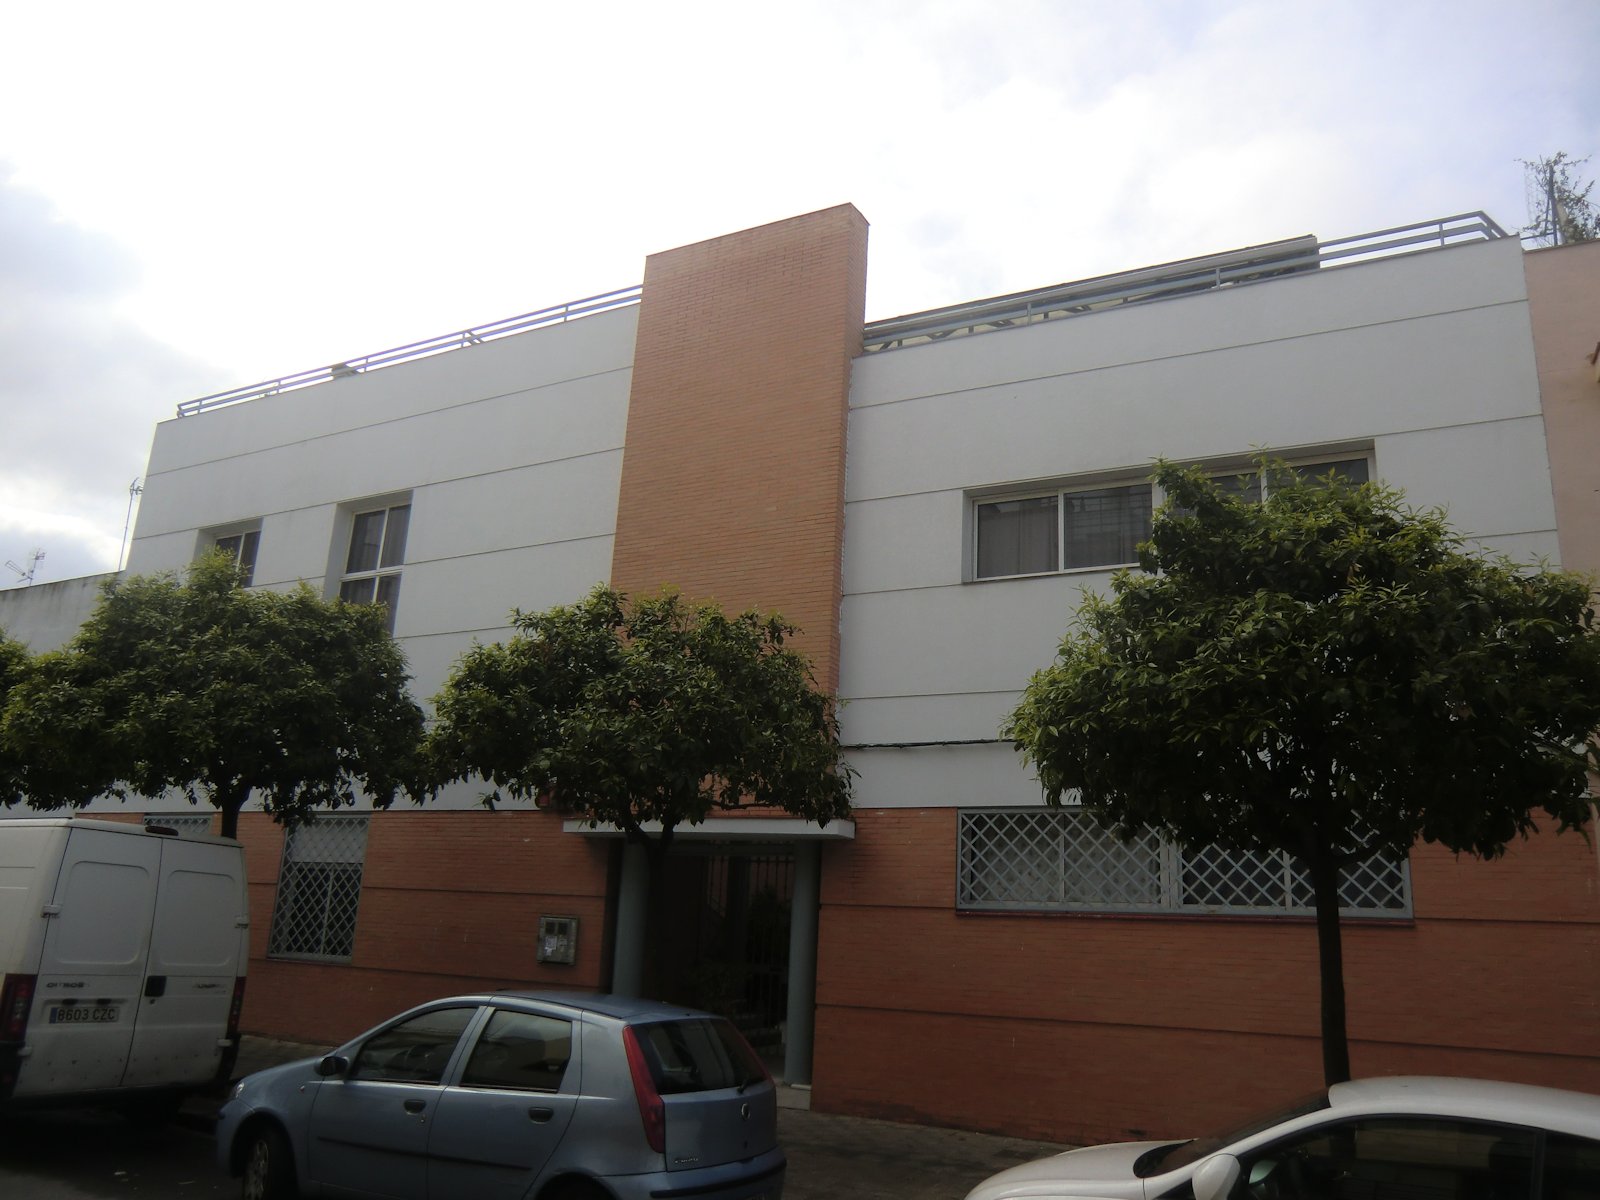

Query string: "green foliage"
[0, 629, 32, 807]
[1006, 460, 1600, 1083]
[0, 552, 429, 836]
[429, 586, 854, 848]
[1522, 151, 1599, 246]
[1007, 460, 1600, 864]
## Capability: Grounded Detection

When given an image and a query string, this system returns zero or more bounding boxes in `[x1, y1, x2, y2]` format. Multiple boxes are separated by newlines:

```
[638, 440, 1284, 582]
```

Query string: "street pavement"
[179, 1035, 1076, 1200]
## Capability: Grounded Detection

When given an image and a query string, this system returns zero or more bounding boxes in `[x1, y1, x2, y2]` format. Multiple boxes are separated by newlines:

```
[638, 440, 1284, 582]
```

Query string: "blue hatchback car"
[216, 991, 784, 1200]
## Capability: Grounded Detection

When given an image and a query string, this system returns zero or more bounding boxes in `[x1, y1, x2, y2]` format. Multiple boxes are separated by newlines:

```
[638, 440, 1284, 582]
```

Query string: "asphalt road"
[0, 1104, 1070, 1200]
[0, 1108, 230, 1198]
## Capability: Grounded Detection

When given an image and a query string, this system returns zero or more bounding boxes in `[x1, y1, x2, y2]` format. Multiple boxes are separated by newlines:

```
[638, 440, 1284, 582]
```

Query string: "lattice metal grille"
[959, 809, 1409, 917]
[959, 810, 1064, 906]
[1063, 814, 1162, 907]
[145, 813, 216, 837]
[268, 816, 370, 960]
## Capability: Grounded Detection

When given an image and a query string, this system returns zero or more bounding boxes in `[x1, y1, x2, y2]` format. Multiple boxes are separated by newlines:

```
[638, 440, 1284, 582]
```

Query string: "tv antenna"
[118, 478, 144, 572]
[6, 549, 45, 585]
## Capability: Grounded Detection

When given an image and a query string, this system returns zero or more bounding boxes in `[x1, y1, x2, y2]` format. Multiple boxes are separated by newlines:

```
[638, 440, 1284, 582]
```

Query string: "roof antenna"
[6, 549, 45, 585]
[118, 478, 144, 572]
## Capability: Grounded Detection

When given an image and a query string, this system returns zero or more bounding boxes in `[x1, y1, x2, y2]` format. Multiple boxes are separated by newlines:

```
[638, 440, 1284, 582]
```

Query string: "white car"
[965, 1076, 1600, 1200]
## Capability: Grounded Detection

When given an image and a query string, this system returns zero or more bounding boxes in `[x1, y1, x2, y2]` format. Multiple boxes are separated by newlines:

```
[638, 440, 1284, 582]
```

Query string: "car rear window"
[631, 1017, 766, 1095]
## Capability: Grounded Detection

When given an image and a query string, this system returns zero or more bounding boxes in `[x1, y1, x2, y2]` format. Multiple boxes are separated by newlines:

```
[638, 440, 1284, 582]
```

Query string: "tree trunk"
[1306, 845, 1351, 1085]
[218, 786, 247, 840]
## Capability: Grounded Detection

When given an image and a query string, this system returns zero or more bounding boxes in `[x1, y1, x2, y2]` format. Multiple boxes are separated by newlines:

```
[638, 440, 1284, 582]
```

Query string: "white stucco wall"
[127, 304, 641, 709]
[839, 236, 1554, 809]
[0, 574, 115, 653]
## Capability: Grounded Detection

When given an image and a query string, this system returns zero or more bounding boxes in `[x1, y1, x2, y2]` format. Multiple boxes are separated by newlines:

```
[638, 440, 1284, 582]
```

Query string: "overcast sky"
[3, 0, 1597, 588]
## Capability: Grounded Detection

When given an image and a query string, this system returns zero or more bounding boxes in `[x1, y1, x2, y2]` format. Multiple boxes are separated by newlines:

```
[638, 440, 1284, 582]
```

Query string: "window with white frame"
[209, 527, 261, 586]
[957, 808, 1410, 917]
[1216, 456, 1370, 505]
[338, 503, 410, 633]
[267, 816, 369, 960]
[971, 454, 1370, 580]
[975, 483, 1153, 579]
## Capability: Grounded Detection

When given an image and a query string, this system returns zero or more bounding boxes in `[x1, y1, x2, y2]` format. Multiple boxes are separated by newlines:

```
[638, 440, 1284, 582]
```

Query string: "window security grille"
[144, 813, 215, 837]
[959, 809, 1409, 917]
[268, 816, 370, 960]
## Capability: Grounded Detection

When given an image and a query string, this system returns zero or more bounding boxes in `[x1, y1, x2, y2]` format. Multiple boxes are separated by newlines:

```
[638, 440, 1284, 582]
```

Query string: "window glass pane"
[977, 496, 1058, 578]
[1242, 1118, 1534, 1200]
[376, 574, 402, 633]
[1214, 470, 1264, 505]
[346, 510, 385, 573]
[1545, 1134, 1600, 1200]
[1292, 457, 1370, 488]
[1182, 843, 1289, 909]
[268, 818, 368, 960]
[959, 810, 1063, 906]
[460, 1010, 573, 1092]
[635, 1018, 764, 1095]
[956, 810, 1409, 916]
[1062, 812, 1161, 906]
[379, 505, 410, 569]
[237, 530, 260, 585]
[340, 577, 376, 605]
[1062, 485, 1151, 569]
[352, 1007, 476, 1085]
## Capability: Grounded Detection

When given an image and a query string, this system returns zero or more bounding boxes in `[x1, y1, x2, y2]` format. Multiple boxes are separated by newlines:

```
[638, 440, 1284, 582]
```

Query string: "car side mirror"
[316, 1054, 350, 1078]
[1191, 1153, 1241, 1200]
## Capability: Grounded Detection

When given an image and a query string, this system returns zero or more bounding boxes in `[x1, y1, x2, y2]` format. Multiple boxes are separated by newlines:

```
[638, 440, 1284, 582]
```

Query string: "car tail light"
[1, 974, 36, 1042]
[622, 1025, 666, 1154]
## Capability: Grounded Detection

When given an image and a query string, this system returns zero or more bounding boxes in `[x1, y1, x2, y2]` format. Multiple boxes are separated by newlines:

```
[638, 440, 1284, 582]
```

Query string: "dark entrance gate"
[658, 846, 795, 1063]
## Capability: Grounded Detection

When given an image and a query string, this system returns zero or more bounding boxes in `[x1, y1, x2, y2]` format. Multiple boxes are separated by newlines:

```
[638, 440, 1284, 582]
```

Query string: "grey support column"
[783, 842, 822, 1085]
[611, 841, 649, 997]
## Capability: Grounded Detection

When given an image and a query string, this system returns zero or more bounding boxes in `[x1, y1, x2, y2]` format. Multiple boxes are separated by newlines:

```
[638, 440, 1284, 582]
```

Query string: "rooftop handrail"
[176, 285, 642, 417]
[862, 212, 1507, 352]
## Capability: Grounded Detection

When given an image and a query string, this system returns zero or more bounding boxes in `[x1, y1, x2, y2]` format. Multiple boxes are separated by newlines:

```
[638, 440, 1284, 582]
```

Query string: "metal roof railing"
[862, 211, 1509, 353]
[176, 285, 642, 417]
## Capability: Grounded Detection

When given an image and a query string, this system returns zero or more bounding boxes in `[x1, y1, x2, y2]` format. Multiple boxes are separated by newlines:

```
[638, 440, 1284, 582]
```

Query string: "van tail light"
[213, 977, 247, 1089]
[225, 978, 247, 1041]
[622, 1025, 667, 1154]
[0, 974, 35, 1042]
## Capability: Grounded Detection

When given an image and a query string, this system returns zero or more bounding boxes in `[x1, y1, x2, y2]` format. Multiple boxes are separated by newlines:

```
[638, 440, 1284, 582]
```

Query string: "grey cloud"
[0, 170, 227, 588]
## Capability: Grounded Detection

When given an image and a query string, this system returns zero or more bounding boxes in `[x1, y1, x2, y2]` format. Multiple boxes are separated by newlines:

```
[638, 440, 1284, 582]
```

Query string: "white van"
[0, 817, 249, 1113]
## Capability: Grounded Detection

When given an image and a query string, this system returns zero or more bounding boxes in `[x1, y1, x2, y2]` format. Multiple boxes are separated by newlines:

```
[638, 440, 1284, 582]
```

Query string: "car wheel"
[241, 1123, 296, 1200]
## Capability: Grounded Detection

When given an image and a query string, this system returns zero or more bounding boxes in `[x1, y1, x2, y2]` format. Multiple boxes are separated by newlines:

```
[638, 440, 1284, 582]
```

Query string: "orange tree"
[1006, 460, 1600, 1085]
[2, 552, 427, 837]
[0, 630, 30, 806]
[428, 585, 853, 961]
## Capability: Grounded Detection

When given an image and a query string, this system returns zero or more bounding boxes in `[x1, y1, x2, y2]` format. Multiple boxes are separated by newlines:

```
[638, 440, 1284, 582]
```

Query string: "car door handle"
[528, 1107, 554, 1123]
[403, 1099, 427, 1114]
[143, 976, 167, 999]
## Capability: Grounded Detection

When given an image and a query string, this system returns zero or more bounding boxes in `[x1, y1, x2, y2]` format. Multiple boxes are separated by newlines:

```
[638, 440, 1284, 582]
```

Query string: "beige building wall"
[1528, 241, 1600, 574]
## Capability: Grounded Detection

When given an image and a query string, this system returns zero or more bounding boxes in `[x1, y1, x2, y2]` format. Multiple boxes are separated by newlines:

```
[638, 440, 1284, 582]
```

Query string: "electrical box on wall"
[537, 916, 578, 965]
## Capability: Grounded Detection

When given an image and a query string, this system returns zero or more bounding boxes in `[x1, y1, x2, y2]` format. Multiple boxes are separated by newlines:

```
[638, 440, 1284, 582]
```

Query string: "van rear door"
[20, 827, 161, 1096]
[120, 836, 247, 1089]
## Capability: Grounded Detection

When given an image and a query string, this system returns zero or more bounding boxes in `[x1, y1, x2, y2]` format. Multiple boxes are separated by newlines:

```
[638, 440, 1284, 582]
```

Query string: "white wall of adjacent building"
[838, 236, 1555, 809]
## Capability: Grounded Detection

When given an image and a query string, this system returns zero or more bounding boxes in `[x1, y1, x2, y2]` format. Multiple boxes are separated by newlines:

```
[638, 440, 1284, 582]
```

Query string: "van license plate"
[48, 1004, 120, 1024]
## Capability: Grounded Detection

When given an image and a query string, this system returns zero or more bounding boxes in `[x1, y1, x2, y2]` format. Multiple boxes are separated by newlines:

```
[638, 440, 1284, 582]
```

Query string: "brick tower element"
[611, 205, 869, 692]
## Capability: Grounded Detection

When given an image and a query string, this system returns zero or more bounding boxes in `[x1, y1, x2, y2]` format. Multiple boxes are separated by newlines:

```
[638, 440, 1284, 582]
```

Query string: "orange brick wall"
[610, 204, 868, 691]
[231, 810, 614, 1046]
[812, 808, 1600, 1144]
